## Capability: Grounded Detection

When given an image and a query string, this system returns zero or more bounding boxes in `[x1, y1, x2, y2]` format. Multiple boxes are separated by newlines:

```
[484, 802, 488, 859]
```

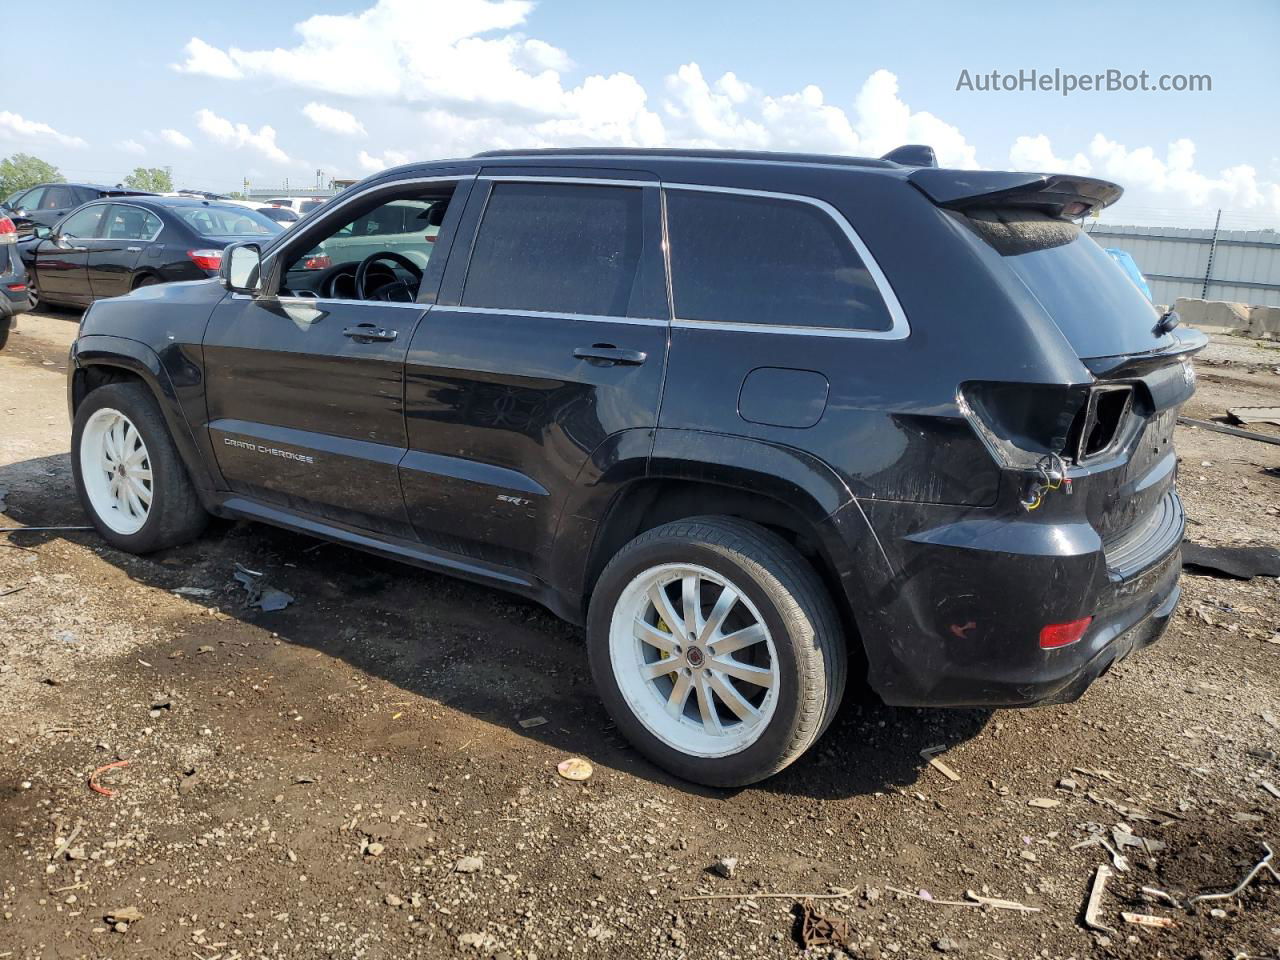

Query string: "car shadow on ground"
[1, 451, 992, 800]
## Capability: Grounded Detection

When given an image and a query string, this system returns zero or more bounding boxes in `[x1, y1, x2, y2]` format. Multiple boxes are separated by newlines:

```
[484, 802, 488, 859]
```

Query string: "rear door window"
[40, 186, 77, 210]
[461, 181, 648, 318]
[665, 189, 894, 332]
[103, 205, 162, 241]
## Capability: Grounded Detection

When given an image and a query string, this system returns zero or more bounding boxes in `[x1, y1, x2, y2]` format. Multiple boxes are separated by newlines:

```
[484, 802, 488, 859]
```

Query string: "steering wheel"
[354, 251, 423, 302]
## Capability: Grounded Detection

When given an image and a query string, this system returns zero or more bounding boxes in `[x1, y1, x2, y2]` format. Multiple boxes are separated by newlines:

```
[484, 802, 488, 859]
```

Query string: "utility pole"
[1202, 208, 1222, 299]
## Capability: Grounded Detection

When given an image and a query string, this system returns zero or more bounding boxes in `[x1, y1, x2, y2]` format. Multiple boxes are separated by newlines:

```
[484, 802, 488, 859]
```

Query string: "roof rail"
[881, 145, 937, 167]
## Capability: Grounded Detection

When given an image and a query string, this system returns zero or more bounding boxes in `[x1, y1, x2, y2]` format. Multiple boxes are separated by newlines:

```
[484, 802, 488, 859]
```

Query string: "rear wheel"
[26, 278, 38, 311]
[132, 275, 159, 290]
[72, 382, 208, 552]
[587, 517, 846, 787]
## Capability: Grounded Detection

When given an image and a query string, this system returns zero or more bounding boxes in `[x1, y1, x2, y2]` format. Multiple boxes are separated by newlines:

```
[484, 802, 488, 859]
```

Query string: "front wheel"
[587, 517, 846, 787]
[71, 382, 208, 552]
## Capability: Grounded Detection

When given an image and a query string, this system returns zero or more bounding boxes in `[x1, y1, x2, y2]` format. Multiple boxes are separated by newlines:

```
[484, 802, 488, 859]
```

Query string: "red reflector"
[188, 249, 223, 271]
[1039, 616, 1093, 649]
[7, 283, 27, 291]
[303, 255, 332, 270]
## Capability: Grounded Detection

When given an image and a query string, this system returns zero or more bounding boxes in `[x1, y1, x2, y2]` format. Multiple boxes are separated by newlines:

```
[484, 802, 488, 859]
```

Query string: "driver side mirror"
[31, 224, 53, 240]
[222, 242, 263, 294]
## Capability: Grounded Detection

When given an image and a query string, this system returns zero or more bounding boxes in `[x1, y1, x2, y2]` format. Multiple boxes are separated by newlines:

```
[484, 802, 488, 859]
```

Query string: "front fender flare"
[69, 335, 217, 494]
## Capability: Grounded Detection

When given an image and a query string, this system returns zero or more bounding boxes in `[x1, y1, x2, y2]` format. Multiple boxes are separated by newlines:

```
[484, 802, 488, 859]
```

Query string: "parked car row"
[20, 196, 283, 309]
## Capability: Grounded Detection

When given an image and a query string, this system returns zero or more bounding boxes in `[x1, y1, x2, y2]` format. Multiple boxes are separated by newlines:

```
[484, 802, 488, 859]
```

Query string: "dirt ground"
[1, 308, 1278, 960]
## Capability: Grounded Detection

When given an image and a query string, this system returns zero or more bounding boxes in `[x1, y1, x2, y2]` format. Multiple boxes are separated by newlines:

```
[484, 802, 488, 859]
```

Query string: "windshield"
[966, 209, 1169, 359]
[178, 204, 282, 238]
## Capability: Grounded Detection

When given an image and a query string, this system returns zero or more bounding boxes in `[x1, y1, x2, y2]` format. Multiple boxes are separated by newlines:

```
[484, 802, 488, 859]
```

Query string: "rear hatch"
[912, 168, 1206, 574]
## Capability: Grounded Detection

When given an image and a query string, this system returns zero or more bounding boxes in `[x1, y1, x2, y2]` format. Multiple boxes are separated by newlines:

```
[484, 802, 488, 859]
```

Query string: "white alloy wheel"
[78, 406, 154, 535]
[609, 563, 779, 759]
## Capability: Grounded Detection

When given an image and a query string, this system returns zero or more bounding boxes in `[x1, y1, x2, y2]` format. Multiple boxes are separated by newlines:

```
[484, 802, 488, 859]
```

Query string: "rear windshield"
[965, 209, 1169, 359]
[177, 205, 282, 238]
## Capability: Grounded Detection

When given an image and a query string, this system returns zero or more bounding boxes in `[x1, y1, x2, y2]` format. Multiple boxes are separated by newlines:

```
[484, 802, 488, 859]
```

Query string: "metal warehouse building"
[1085, 222, 1280, 308]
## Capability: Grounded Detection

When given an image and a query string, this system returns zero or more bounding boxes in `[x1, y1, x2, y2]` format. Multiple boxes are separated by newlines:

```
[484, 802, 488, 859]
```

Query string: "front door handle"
[573, 344, 647, 366]
[343, 323, 398, 343]
[126, 246, 142, 253]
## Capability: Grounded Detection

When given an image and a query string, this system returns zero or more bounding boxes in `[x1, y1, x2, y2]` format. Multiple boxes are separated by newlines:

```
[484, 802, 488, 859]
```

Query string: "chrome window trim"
[475, 152, 896, 175]
[660, 181, 910, 341]
[231, 292, 427, 311]
[478, 175, 657, 188]
[432, 304, 666, 327]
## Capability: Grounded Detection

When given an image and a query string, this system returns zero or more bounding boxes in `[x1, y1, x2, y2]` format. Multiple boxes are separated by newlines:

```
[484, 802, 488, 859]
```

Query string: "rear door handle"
[343, 323, 398, 342]
[573, 344, 647, 366]
[126, 246, 142, 253]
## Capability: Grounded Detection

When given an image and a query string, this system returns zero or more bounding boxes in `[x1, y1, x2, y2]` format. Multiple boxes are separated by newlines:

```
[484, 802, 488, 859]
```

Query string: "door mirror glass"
[224, 242, 263, 293]
[31, 225, 53, 240]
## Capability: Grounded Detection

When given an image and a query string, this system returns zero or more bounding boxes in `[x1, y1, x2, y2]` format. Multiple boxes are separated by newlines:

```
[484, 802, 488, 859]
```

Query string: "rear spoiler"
[908, 169, 1123, 219]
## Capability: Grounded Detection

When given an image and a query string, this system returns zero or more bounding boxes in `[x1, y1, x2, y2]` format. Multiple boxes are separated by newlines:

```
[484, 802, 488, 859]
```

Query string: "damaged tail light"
[960, 381, 1136, 468]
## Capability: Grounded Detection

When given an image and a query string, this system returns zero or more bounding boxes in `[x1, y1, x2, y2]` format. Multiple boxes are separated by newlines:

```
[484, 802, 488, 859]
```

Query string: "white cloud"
[117, 138, 146, 156]
[195, 109, 290, 164]
[1009, 134, 1091, 175]
[160, 128, 194, 150]
[174, 37, 242, 79]
[1005, 133, 1280, 217]
[177, 0, 663, 146]
[0, 110, 86, 148]
[303, 102, 367, 137]
[357, 148, 410, 172]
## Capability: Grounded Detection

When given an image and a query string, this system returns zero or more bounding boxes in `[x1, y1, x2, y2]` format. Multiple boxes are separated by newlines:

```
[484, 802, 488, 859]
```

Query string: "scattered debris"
[712, 856, 738, 879]
[1121, 911, 1175, 928]
[363, 842, 385, 858]
[232, 563, 294, 611]
[454, 855, 484, 874]
[1178, 416, 1280, 446]
[1187, 842, 1280, 907]
[1227, 406, 1280, 427]
[105, 906, 142, 924]
[921, 745, 961, 781]
[1083, 864, 1116, 936]
[556, 757, 593, 781]
[517, 716, 548, 729]
[796, 899, 853, 951]
[1182, 541, 1280, 580]
[88, 760, 131, 798]
[883, 886, 1039, 912]
[50, 823, 82, 861]
[196, 645, 214, 655]
[173, 586, 215, 598]
[1261, 781, 1280, 800]
[0, 585, 25, 598]
[1027, 797, 1061, 808]
[679, 887, 854, 903]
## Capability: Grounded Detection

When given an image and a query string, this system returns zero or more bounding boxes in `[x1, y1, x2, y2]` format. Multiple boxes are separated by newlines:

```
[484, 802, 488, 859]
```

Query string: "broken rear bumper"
[833, 491, 1185, 709]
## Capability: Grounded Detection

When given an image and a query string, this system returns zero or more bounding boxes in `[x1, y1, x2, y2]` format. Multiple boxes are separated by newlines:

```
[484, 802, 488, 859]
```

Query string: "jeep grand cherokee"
[65, 146, 1204, 786]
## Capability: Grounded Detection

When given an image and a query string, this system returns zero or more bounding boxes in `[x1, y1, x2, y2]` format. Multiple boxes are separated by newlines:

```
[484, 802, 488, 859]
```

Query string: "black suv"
[65, 147, 1204, 786]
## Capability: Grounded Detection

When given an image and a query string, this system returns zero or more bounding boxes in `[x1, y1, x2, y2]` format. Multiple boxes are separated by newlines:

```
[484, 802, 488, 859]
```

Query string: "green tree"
[123, 166, 174, 193]
[0, 153, 64, 199]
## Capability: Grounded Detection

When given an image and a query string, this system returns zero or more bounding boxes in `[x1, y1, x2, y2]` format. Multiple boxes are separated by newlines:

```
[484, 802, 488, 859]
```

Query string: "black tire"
[587, 516, 846, 787]
[132, 275, 159, 290]
[0, 317, 9, 351]
[71, 381, 208, 553]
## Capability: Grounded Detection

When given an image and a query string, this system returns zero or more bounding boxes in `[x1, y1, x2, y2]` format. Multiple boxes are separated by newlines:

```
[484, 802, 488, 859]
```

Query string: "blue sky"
[7, 0, 1279, 226]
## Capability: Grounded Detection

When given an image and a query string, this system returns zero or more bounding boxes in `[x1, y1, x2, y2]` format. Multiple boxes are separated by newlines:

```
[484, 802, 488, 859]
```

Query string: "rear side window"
[40, 186, 78, 210]
[666, 190, 894, 332]
[462, 182, 646, 317]
[104, 205, 162, 241]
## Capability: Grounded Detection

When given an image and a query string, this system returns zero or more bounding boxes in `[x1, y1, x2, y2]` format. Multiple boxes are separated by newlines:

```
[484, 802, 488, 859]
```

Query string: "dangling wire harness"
[1020, 453, 1072, 511]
